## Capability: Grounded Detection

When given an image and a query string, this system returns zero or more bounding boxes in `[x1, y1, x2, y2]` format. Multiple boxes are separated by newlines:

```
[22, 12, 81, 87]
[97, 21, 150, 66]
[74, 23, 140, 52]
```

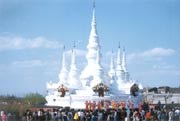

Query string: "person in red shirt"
[130, 101, 134, 109]
[139, 101, 143, 112]
[122, 101, 126, 109]
[145, 110, 151, 121]
[85, 101, 89, 111]
[1, 113, 7, 121]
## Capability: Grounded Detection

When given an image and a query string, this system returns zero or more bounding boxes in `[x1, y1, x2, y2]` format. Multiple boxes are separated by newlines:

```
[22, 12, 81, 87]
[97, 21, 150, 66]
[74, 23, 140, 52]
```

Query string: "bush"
[0, 93, 46, 120]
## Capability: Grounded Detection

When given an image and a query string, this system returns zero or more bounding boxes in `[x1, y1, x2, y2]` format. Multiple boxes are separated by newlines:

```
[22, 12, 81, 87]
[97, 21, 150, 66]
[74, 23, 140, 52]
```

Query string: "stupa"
[45, 1, 143, 109]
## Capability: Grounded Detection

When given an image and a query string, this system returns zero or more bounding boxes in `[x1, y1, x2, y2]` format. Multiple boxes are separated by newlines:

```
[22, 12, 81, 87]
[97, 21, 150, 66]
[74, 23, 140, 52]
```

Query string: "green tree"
[23, 93, 46, 106]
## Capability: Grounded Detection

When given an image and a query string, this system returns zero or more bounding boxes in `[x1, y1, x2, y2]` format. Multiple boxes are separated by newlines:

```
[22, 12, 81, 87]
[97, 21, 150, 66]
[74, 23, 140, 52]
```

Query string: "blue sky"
[0, 0, 180, 96]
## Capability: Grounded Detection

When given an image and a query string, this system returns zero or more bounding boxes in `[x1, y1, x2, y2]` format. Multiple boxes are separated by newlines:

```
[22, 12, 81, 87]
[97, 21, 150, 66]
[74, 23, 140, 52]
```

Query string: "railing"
[145, 93, 180, 104]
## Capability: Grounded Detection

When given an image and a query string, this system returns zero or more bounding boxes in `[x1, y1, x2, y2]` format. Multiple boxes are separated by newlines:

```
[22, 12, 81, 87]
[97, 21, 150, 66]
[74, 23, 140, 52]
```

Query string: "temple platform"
[45, 94, 142, 109]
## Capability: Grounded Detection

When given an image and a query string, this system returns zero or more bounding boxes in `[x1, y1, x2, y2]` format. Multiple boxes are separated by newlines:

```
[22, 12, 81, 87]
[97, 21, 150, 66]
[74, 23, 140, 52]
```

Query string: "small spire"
[117, 42, 121, 65]
[118, 41, 120, 48]
[122, 46, 127, 72]
[71, 41, 76, 66]
[110, 50, 115, 69]
[62, 45, 66, 67]
[59, 44, 68, 85]
[72, 41, 76, 53]
[73, 41, 76, 48]
[92, 0, 96, 24]
[116, 42, 123, 80]
[93, 0, 95, 9]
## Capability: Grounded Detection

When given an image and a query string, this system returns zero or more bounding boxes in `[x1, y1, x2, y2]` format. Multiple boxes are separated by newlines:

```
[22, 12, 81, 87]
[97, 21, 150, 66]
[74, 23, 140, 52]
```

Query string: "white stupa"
[68, 44, 82, 89]
[45, 1, 143, 109]
[58, 45, 68, 86]
[80, 3, 101, 87]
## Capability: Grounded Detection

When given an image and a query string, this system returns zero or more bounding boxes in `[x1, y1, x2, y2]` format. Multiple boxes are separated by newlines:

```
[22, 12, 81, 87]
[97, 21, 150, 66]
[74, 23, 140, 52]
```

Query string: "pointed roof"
[68, 43, 82, 89]
[108, 50, 116, 78]
[86, 0, 100, 60]
[80, 0, 101, 80]
[71, 41, 76, 66]
[116, 42, 123, 71]
[110, 50, 115, 69]
[62, 45, 66, 68]
[58, 45, 68, 85]
[90, 0, 98, 39]
[92, 0, 96, 25]
[94, 46, 104, 79]
[122, 47, 127, 72]
[116, 42, 125, 81]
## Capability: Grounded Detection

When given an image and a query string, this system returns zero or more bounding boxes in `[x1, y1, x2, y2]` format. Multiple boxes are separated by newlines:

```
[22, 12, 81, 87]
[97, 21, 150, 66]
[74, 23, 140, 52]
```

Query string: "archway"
[98, 87, 104, 97]
[57, 84, 68, 97]
[60, 88, 66, 97]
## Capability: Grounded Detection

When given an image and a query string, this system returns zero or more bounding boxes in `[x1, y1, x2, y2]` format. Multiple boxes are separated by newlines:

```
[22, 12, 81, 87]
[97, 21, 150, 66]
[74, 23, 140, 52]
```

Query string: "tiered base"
[45, 94, 143, 109]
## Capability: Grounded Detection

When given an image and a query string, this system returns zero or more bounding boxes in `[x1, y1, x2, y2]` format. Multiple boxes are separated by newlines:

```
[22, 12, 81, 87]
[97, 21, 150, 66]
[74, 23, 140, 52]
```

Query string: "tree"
[23, 93, 46, 106]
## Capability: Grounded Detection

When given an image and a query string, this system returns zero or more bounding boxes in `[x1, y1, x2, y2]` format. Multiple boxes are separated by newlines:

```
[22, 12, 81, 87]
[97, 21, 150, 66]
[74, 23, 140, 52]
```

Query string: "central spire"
[93, 0, 95, 8]
[86, 0, 100, 64]
[92, 0, 96, 23]
[80, 0, 101, 83]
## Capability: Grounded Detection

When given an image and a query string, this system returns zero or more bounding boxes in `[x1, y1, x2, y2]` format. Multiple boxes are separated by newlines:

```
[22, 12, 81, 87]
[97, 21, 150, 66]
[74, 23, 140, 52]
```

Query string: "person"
[160, 110, 168, 121]
[74, 112, 79, 121]
[135, 111, 141, 121]
[168, 109, 174, 121]
[113, 109, 117, 121]
[21, 113, 27, 121]
[67, 111, 73, 121]
[157, 109, 161, 121]
[80, 110, 85, 121]
[91, 112, 95, 121]
[1, 112, 7, 121]
[52, 113, 58, 121]
[145, 110, 151, 121]
[141, 109, 145, 120]
[26, 110, 32, 121]
[157, 100, 162, 110]
[174, 108, 180, 121]
[142, 101, 149, 112]
[132, 110, 137, 121]
[97, 110, 103, 121]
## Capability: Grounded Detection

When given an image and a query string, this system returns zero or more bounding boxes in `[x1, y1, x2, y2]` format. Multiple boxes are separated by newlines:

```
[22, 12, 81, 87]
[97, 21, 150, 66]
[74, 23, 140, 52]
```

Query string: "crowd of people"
[21, 100, 180, 121]
[1, 100, 180, 121]
[0, 111, 16, 121]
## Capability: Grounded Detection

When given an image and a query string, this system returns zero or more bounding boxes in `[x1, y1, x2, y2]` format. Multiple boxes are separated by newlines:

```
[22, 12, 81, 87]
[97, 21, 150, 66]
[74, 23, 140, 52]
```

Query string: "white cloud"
[127, 47, 175, 62]
[11, 60, 46, 68]
[142, 48, 175, 57]
[0, 34, 62, 50]
[152, 64, 175, 70]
